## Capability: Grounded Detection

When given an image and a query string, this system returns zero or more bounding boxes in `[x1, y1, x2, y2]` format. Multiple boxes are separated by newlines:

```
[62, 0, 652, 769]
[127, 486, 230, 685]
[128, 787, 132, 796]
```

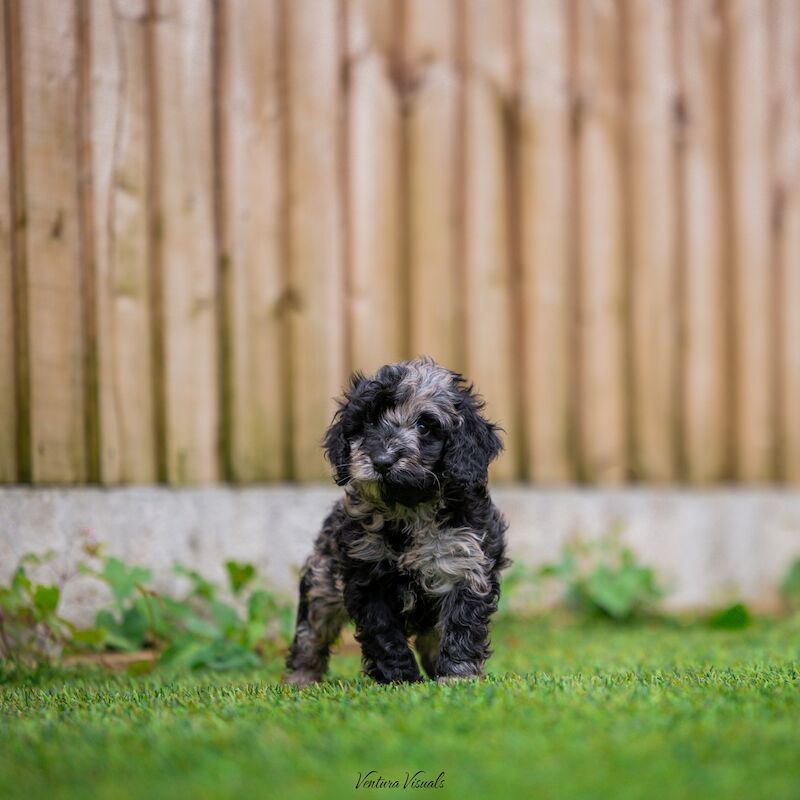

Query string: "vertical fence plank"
[726, 0, 773, 481]
[463, 0, 518, 480]
[519, 0, 573, 483]
[91, 0, 156, 483]
[774, 0, 800, 484]
[574, 0, 627, 483]
[406, 0, 463, 371]
[0, 2, 17, 481]
[154, 1, 218, 483]
[288, 0, 346, 480]
[222, 0, 286, 481]
[20, 0, 88, 483]
[4, 0, 29, 484]
[678, 0, 728, 482]
[347, 0, 403, 374]
[627, 0, 678, 481]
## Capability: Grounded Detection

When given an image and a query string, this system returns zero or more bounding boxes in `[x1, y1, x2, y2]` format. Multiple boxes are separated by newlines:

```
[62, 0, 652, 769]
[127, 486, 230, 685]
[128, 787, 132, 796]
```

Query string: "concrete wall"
[1, 486, 799, 623]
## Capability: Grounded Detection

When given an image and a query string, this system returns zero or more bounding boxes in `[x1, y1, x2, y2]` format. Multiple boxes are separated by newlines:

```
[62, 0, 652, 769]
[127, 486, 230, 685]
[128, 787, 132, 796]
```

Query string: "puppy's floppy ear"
[323, 371, 368, 485]
[443, 384, 503, 490]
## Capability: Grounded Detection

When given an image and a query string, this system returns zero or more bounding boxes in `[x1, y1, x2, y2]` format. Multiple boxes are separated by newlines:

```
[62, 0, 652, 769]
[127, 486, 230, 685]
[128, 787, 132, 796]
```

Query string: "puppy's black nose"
[372, 452, 398, 474]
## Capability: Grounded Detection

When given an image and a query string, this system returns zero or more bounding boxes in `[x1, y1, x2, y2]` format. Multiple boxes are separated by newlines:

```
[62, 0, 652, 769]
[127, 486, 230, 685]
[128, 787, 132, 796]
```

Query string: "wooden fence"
[1, 0, 799, 486]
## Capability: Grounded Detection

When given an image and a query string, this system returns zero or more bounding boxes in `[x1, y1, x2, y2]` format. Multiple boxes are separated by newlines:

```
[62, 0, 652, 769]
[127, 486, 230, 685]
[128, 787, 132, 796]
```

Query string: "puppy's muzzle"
[372, 452, 398, 475]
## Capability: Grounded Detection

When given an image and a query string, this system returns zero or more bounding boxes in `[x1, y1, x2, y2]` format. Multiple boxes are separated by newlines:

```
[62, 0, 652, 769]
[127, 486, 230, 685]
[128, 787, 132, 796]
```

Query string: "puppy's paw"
[435, 658, 484, 683]
[283, 669, 320, 688]
[436, 673, 483, 684]
[368, 667, 424, 685]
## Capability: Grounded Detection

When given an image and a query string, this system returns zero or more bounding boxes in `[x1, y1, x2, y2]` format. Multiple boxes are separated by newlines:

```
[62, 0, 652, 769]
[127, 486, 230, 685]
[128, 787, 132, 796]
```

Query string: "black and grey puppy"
[285, 357, 509, 686]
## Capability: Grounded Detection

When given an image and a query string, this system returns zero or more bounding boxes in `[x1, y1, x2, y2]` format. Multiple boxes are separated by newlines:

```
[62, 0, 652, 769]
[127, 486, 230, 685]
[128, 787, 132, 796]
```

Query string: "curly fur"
[285, 357, 509, 686]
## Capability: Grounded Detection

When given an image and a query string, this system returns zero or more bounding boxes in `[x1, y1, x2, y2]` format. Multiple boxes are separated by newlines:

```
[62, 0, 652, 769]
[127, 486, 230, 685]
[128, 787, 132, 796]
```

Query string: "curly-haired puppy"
[285, 357, 509, 686]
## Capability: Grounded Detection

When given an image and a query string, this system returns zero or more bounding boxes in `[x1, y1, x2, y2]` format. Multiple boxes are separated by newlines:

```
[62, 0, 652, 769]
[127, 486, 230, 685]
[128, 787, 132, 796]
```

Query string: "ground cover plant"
[2, 615, 799, 800]
[0, 549, 294, 671]
[0, 534, 680, 668]
[534, 530, 665, 620]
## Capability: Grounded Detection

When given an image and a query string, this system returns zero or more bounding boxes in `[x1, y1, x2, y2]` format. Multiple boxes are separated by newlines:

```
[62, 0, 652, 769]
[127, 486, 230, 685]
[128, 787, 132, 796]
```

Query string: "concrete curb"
[1, 485, 799, 622]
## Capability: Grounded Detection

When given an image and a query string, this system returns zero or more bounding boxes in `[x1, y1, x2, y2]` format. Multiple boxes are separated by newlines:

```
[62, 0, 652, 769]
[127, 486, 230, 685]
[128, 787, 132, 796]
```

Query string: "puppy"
[285, 357, 509, 685]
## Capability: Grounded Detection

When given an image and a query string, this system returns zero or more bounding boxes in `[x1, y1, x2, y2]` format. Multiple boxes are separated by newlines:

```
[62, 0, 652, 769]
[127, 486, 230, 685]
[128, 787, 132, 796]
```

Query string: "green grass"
[2, 615, 799, 800]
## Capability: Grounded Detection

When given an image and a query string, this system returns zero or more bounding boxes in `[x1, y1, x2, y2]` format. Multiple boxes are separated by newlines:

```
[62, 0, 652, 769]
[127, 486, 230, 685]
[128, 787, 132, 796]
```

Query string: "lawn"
[1, 615, 799, 800]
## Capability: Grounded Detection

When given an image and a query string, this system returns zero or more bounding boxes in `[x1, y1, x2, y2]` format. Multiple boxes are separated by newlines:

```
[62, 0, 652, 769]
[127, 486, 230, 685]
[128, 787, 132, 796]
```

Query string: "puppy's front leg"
[435, 584, 494, 681]
[344, 581, 422, 684]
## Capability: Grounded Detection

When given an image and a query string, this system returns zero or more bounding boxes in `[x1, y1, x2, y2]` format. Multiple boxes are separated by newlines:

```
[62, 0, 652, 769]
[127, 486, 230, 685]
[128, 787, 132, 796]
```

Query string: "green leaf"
[278, 605, 295, 643]
[94, 608, 144, 651]
[44, 618, 66, 640]
[209, 600, 239, 631]
[182, 615, 222, 640]
[70, 627, 107, 647]
[585, 567, 635, 618]
[100, 558, 152, 606]
[708, 603, 751, 630]
[247, 590, 272, 623]
[0, 586, 24, 614]
[95, 608, 117, 629]
[203, 645, 260, 671]
[185, 640, 260, 671]
[120, 603, 149, 645]
[159, 595, 194, 620]
[780, 559, 800, 605]
[173, 566, 216, 601]
[136, 593, 161, 633]
[32, 585, 60, 616]
[11, 568, 31, 593]
[243, 620, 266, 649]
[158, 637, 260, 671]
[158, 637, 207, 670]
[225, 561, 256, 595]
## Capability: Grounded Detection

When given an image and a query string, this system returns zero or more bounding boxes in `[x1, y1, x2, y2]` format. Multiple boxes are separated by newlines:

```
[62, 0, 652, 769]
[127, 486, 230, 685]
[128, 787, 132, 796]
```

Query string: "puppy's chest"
[347, 518, 490, 597]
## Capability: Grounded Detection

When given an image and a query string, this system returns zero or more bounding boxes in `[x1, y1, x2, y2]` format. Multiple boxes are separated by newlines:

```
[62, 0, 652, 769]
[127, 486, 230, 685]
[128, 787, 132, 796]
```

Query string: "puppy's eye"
[415, 420, 430, 435]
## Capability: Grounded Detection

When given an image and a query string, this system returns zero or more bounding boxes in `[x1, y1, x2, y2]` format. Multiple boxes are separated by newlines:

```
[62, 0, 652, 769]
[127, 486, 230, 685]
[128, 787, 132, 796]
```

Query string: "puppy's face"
[324, 358, 503, 508]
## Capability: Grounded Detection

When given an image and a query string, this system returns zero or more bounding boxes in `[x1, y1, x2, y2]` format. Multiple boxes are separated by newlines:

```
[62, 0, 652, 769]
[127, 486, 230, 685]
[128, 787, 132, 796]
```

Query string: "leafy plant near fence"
[0, 549, 294, 672]
[533, 532, 665, 621]
[780, 557, 800, 611]
[0, 553, 76, 665]
[3, 538, 793, 672]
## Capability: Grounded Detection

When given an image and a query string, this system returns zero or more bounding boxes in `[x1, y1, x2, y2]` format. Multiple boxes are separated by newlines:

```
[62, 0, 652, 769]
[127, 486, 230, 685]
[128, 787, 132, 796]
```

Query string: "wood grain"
[221, 0, 286, 481]
[405, 0, 463, 372]
[678, 0, 728, 482]
[574, 0, 627, 483]
[519, 0, 573, 483]
[154, 0, 219, 483]
[346, 0, 404, 374]
[462, 0, 518, 480]
[287, 0, 346, 480]
[20, 0, 88, 483]
[726, 0, 774, 481]
[773, 0, 800, 483]
[91, 0, 156, 483]
[627, 0, 678, 481]
[0, 0, 16, 481]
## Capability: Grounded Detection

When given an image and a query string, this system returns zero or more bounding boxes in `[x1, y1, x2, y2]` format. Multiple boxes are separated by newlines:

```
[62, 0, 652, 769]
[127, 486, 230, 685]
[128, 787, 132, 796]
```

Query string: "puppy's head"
[324, 357, 502, 507]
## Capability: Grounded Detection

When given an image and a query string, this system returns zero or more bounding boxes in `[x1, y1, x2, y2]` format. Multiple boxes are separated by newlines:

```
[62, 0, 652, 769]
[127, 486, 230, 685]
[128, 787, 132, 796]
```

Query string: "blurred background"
[1, 0, 798, 488]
